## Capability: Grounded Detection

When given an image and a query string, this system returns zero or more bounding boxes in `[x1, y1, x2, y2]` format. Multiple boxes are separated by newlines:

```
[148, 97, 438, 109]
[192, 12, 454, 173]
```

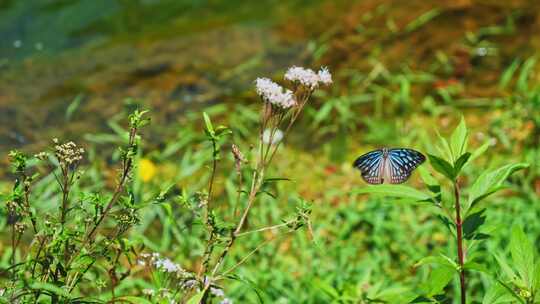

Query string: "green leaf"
[404, 8, 441, 33]
[463, 209, 486, 240]
[499, 58, 521, 89]
[29, 282, 72, 299]
[450, 117, 468, 159]
[467, 141, 491, 166]
[468, 163, 529, 207]
[533, 262, 540, 293]
[510, 225, 535, 288]
[417, 166, 441, 202]
[428, 154, 455, 180]
[517, 56, 537, 92]
[463, 261, 489, 274]
[203, 112, 214, 136]
[65, 93, 84, 121]
[415, 254, 458, 270]
[352, 184, 431, 201]
[214, 125, 231, 137]
[435, 131, 453, 162]
[187, 291, 204, 304]
[424, 266, 455, 296]
[313, 278, 340, 299]
[453, 152, 471, 177]
[116, 296, 153, 304]
[494, 253, 518, 282]
[482, 280, 518, 304]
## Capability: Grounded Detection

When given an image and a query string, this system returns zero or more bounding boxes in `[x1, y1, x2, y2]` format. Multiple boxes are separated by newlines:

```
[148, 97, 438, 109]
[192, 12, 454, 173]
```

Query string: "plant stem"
[454, 181, 466, 304]
[60, 167, 70, 226]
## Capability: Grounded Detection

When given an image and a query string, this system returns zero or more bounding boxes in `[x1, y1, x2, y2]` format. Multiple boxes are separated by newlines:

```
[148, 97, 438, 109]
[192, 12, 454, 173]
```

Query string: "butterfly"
[353, 148, 426, 184]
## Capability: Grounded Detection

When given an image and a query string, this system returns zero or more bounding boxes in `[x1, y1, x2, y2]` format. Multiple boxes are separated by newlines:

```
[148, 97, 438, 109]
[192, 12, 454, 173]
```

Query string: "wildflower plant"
[191, 66, 331, 303]
[355, 118, 528, 303]
[1, 110, 149, 302]
[0, 67, 331, 303]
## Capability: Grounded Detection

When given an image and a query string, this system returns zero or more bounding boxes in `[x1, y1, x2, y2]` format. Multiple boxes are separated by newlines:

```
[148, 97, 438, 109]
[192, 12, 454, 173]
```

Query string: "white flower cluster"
[284, 66, 332, 88]
[255, 78, 296, 109]
[138, 253, 184, 274]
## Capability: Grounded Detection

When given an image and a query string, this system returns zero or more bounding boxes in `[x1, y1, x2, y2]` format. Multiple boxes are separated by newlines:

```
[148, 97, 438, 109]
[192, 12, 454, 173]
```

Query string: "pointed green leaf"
[482, 280, 518, 304]
[352, 184, 431, 201]
[202, 112, 214, 135]
[468, 163, 529, 207]
[494, 253, 518, 283]
[510, 225, 535, 288]
[428, 154, 455, 180]
[463, 209, 486, 240]
[453, 152, 471, 177]
[463, 261, 489, 274]
[435, 131, 453, 162]
[29, 282, 72, 299]
[424, 266, 455, 296]
[450, 117, 468, 159]
[499, 58, 521, 89]
[466, 141, 491, 167]
[415, 254, 458, 270]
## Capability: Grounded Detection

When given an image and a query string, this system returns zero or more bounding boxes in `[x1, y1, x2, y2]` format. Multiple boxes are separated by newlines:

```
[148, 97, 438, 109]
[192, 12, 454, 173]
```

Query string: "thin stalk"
[60, 166, 70, 225]
[454, 181, 466, 304]
[66, 127, 137, 272]
[198, 138, 220, 278]
[22, 174, 38, 234]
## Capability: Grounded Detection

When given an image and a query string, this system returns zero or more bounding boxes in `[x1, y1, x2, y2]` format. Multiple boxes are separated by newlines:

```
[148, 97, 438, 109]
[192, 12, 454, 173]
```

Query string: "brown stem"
[454, 181, 466, 304]
[60, 166, 70, 225]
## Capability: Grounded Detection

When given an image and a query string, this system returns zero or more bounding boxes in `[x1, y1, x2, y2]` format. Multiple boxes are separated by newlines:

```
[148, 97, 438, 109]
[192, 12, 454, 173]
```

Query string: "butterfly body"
[353, 148, 425, 184]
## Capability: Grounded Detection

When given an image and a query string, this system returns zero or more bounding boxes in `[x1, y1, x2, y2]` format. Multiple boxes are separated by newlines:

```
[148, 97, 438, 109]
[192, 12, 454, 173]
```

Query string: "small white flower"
[220, 298, 233, 304]
[285, 66, 320, 89]
[142, 288, 155, 296]
[210, 287, 225, 297]
[262, 129, 283, 145]
[155, 258, 181, 273]
[255, 78, 296, 109]
[317, 67, 333, 85]
[181, 279, 199, 290]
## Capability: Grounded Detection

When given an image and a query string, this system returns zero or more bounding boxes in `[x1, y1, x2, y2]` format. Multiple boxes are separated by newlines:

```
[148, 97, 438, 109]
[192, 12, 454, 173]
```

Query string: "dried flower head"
[54, 140, 84, 166]
[255, 78, 296, 109]
[34, 152, 48, 161]
[14, 222, 26, 233]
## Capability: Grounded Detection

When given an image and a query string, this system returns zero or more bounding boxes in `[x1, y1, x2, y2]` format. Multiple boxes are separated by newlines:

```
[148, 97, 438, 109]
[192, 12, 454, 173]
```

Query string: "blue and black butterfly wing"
[387, 148, 426, 184]
[353, 149, 384, 184]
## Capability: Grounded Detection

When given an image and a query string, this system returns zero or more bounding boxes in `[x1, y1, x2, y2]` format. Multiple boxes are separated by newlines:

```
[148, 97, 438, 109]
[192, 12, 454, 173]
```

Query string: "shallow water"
[0, 0, 321, 152]
[1, 0, 539, 154]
